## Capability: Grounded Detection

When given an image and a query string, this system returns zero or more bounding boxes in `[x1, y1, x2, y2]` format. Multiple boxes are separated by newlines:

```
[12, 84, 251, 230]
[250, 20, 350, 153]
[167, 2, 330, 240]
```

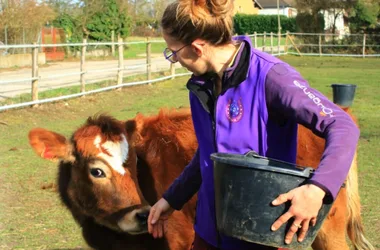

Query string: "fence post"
[319, 34, 322, 57]
[277, 31, 281, 54]
[117, 35, 124, 87]
[254, 32, 257, 48]
[4, 26, 7, 45]
[80, 38, 87, 93]
[146, 37, 152, 81]
[362, 34, 366, 58]
[285, 31, 289, 53]
[31, 42, 39, 104]
[288, 35, 302, 57]
[263, 32, 266, 52]
[170, 63, 175, 80]
[23, 28, 26, 54]
[111, 30, 115, 57]
[270, 32, 274, 54]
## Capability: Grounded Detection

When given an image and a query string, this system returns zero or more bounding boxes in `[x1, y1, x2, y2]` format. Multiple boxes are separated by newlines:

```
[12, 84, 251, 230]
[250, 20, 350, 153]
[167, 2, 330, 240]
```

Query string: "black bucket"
[331, 84, 357, 107]
[211, 152, 333, 249]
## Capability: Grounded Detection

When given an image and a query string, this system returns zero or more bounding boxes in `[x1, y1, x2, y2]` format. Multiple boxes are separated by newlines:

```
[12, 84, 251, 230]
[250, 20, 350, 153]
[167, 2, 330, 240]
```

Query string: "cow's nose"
[136, 210, 149, 224]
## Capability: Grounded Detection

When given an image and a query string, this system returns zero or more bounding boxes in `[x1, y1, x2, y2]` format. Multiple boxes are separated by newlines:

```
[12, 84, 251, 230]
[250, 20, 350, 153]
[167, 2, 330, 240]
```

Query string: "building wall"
[0, 53, 46, 68]
[323, 9, 345, 33]
[258, 7, 297, 17]
[234, 0, 259, 14]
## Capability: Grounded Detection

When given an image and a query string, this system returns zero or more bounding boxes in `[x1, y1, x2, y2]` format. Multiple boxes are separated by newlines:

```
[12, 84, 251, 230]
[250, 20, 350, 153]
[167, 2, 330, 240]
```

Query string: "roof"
[254, 0, 295, 9]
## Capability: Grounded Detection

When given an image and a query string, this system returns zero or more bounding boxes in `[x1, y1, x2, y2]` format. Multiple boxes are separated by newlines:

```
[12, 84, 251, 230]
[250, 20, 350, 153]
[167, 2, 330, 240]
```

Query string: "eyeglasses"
[163, 44, 189, 63]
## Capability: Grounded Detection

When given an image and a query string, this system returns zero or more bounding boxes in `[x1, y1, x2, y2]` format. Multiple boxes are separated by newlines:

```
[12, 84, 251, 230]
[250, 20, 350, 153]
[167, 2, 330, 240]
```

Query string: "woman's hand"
[148, 198, 175, 238]
[271, 184, 326, 244]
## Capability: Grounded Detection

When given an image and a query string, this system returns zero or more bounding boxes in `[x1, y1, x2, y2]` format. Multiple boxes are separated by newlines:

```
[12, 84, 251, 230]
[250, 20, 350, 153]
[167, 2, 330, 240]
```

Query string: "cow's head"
[28, 115, 151, 235]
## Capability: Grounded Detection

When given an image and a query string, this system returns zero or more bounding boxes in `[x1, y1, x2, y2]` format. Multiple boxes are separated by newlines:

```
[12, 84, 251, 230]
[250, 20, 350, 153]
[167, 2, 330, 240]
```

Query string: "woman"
[147, 0, 359, 249]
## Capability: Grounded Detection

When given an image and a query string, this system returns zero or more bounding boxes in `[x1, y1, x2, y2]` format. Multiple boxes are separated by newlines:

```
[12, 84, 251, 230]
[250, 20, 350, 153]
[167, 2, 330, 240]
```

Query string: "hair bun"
[162, 0, 234, 46]
[179, 0, 233, 21]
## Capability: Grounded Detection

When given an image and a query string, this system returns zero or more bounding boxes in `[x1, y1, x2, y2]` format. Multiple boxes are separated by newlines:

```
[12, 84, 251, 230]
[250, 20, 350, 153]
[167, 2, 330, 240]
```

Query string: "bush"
[295, 12, 325, 33]
[233, 14, 296, 34]
[294, 12, 325, 53]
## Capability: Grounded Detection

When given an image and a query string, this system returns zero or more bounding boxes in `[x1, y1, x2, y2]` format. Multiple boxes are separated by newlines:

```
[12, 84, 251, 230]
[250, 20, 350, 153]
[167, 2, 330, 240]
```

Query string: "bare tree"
[295, 0, 356, 37]
[0, 0, 56, 45]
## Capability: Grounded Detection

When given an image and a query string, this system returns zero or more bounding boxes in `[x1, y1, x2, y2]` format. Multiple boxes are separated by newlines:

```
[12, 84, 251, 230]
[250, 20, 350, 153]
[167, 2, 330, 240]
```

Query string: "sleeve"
[162, 148, 202, 210]
[265, 63, 360, 201]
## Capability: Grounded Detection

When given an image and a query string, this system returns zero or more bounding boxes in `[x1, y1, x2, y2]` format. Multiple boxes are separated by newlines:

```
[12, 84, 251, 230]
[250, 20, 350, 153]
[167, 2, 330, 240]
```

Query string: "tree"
[349, 0, 380, 32]
[85, 0, 132, 41]
[124, 0, 171, 35]
[295, 0, 356, 35]
[46, 0, 77, 14]
[0, 0, 56, 44]
[51, 0, 132, 43]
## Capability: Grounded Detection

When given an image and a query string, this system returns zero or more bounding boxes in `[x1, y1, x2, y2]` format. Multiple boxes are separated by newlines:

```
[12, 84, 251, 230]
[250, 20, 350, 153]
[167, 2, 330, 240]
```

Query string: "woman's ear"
[191, 39, 206, 57]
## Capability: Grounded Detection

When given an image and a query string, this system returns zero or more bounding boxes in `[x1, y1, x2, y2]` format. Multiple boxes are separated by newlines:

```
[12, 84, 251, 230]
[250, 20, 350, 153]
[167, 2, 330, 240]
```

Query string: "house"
[234, 0, 259, 15]
[323, 9, 349, 36]
[255, 0, 297, 18]
[255, 0, 348, 35]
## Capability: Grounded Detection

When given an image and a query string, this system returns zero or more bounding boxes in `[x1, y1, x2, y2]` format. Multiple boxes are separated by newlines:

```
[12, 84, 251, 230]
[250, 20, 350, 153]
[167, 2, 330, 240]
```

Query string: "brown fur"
[28, 108, 373, 250]
[28, 109, 196, 250]
[297, 107, 373, 250]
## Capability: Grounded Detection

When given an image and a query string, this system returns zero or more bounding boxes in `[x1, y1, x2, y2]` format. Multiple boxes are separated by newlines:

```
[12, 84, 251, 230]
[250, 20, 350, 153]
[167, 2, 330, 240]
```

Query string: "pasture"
[0, 56, 379, 249]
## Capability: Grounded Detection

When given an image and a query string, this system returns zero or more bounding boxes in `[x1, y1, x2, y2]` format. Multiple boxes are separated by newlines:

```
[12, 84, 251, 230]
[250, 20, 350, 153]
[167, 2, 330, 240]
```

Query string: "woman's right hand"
[148, 198, 175, 238]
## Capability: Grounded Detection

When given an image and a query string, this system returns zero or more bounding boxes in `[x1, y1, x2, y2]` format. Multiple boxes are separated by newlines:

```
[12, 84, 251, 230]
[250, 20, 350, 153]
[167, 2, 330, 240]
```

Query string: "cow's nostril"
[136, 210, 149, 224]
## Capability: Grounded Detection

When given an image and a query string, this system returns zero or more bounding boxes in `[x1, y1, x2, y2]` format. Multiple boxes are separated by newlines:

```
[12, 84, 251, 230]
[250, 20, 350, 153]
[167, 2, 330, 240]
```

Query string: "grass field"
[0, 56, 379, 249]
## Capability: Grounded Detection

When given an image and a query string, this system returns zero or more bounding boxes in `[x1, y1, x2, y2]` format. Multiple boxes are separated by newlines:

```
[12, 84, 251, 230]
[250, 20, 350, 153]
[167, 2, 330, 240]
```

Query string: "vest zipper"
[213, 73, 228, 152]
[187, 80, 218, 152]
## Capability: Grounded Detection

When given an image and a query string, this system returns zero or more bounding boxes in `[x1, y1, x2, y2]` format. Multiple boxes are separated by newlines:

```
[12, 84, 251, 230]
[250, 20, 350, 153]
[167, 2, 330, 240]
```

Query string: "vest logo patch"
[226, 98, 243, 122]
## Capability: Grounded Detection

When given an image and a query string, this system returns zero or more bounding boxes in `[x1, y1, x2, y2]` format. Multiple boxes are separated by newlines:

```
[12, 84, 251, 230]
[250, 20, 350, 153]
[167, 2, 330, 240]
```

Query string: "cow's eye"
[90, 168, 106, 178]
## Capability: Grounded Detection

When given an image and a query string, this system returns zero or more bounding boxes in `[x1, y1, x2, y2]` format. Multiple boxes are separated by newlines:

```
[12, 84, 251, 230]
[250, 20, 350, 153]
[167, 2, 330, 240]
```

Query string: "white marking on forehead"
[93, 134, 129, 175]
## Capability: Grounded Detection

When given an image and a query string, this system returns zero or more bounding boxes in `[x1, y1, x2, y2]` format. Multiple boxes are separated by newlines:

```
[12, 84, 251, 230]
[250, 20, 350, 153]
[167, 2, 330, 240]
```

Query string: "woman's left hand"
[270, 184, 326, 244]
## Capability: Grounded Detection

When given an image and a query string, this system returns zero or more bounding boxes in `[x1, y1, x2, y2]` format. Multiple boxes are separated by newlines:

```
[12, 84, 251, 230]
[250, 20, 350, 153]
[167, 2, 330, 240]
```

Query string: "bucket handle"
[244, 151, 314, 173]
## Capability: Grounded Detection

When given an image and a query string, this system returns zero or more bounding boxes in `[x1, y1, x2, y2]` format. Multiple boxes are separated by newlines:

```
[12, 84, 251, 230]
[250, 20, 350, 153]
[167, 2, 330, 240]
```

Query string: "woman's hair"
[161, 0, 234, 46]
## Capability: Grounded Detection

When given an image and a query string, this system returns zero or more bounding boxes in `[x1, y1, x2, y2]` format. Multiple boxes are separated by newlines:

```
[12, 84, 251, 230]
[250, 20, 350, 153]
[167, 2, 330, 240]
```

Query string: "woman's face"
[162, 32, 209, 76]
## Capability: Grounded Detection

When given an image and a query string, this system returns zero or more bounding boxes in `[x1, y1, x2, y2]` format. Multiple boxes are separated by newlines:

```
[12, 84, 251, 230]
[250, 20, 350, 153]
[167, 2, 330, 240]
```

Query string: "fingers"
[158, 219, 164, 238]
[311, 217, 317, 227]
[150, 206, 161, 225]
[272, 192, 293, 206]
[297, 219, 311, 242]
[148, 198, 174, 239]
[271, 211, 293, 231]
[148, 206, 158, 234]
[150, 219, 165, 238]
[285, 219, 303, 244]
[148, 205, 168, 239]
[163, 219, 169, 235]
[147, 207, 154, 234]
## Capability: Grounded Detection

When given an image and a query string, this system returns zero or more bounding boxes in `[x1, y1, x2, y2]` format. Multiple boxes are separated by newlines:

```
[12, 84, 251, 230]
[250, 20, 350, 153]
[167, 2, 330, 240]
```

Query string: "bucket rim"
[211, 152, 314, 178]
[331, 83, 357, 88]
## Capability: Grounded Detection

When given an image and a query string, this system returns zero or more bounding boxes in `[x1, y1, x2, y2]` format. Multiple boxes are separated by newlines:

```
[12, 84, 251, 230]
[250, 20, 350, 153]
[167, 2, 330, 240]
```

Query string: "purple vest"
[189, 36, 298, 249]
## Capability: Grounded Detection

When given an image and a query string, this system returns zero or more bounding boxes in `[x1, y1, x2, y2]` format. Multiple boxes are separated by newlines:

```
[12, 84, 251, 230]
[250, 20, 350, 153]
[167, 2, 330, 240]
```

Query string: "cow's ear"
[28, 128, 73, 161]
[126, 114, 146, 142]
[125, 119, 137, 135]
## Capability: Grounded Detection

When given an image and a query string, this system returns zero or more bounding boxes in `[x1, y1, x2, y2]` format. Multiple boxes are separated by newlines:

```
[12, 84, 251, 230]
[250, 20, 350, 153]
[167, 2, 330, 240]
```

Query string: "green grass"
[0, 56, 379, 249]
[123, 41, 166, 58]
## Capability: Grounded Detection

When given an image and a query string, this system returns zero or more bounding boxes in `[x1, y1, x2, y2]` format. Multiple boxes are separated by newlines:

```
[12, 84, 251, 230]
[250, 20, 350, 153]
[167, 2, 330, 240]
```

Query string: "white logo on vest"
[293, 80, 335, 118]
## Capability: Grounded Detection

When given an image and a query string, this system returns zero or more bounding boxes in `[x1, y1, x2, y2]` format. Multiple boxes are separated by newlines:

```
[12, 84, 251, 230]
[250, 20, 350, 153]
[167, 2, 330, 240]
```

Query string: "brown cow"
[28, 109, 197, 250]
[28, 108, 373, 250]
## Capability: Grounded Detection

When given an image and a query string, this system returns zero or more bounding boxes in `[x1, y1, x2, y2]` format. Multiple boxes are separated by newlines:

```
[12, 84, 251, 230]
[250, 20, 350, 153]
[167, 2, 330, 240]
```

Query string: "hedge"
[234, 14, 296, 34]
